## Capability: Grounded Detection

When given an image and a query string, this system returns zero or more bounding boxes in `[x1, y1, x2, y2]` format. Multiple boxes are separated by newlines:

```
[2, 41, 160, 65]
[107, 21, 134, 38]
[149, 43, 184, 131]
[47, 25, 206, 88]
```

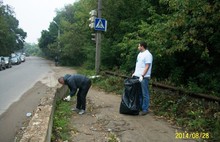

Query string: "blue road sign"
[94, 18, 107, 31]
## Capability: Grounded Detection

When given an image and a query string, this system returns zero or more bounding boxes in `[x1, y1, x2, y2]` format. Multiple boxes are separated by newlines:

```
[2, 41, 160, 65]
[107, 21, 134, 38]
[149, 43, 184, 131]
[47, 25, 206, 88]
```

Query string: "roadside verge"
[19, 85, 67, 142]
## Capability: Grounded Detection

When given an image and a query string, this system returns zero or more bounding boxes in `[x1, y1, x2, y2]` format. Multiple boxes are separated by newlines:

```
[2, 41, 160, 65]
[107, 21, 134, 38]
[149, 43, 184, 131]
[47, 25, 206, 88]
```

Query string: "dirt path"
[52, 67, 195, 142]
[10, 65, 195, 142]
[68, 88, 195, 142]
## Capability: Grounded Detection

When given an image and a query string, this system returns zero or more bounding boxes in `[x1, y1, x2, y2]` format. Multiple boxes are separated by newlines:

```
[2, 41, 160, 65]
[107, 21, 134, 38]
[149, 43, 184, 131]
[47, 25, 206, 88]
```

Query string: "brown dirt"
[0, 81, 52, 142]
[53, 67, 196, 142]
[10, 65, 195, 142]
[68, 89, 196, 142]
[13, 66, 76, 141]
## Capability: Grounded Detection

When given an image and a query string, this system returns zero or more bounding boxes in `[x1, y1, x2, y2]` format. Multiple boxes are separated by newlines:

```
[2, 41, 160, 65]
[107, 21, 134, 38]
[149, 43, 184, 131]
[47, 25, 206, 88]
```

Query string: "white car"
[20, 55, 25, 62]
[11, 56, 20, 65]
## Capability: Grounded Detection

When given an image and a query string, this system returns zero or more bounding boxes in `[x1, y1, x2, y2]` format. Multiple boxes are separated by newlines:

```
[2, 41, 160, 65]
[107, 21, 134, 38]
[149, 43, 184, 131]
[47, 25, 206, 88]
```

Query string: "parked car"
[20, 54, 25, 62]
[17, 55, 22, 64]
[11, 56, 20, 65]
[3, 57, 12, 68]
[0, 56, 6, 70]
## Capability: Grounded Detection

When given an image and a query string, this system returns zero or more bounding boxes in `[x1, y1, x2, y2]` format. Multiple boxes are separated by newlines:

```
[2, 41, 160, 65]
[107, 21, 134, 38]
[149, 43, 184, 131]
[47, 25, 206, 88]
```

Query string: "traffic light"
[89, 10, 97, 29]
[91, 33, 96, 42]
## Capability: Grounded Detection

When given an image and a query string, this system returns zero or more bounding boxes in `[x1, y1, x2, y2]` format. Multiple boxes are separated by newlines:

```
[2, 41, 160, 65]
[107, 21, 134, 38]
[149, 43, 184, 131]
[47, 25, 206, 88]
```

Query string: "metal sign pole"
[95, 0, 102, 74]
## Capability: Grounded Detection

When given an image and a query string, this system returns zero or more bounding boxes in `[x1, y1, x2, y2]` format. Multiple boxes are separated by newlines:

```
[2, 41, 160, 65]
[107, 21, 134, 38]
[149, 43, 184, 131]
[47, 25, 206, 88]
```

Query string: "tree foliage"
[0, 2, 26, 55]
[23, 43, 42, 56]
[39, 0, 220, 95]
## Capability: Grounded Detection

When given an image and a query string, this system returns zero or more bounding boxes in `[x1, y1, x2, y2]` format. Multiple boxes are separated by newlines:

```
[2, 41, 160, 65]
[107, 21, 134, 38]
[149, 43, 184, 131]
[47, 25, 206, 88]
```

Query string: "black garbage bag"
[119, 78, 141, 115]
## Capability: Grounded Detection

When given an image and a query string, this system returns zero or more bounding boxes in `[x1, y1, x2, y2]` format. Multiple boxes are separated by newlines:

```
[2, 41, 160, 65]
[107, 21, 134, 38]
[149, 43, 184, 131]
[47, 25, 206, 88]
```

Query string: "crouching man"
[58, 74, 91, 115]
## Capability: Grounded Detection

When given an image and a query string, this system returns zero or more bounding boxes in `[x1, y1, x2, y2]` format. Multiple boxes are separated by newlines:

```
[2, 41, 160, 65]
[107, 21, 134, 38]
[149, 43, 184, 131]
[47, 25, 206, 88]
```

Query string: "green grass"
[107, 132, 120, 142]
[51, 98, 72, 141]
[77, 68, 124, 95]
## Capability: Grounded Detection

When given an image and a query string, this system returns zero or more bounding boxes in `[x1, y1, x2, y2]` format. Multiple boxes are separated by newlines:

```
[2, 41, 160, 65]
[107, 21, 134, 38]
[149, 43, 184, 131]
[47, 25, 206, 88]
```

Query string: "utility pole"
[95, 0, 102, 74]
[53, 21, 60, 51]
[58, 27, 60, 51]
[89, 0, 106, 74]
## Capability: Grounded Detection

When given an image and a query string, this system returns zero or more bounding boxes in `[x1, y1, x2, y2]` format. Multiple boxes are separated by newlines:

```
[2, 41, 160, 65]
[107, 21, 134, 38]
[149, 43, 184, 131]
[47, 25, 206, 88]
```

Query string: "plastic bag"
[119, 78, 141, 115]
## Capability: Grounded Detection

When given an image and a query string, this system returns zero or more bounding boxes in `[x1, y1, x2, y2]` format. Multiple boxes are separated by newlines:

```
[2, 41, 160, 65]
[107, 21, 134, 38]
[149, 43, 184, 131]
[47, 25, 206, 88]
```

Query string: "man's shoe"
[140, 111, 148, 116]
[71, 107, 79, 112]
[78, 110, 85, 115]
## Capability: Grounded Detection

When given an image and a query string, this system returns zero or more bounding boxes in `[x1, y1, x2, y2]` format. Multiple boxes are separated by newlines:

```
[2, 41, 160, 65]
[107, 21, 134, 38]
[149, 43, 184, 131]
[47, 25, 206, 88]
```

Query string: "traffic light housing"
[91, 33, 96, 42]
[89, 10, 97, 29]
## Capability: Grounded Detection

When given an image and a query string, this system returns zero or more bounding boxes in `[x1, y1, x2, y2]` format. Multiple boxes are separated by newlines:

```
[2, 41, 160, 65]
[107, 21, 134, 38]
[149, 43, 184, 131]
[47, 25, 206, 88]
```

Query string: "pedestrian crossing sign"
[94, 18, 107, 31]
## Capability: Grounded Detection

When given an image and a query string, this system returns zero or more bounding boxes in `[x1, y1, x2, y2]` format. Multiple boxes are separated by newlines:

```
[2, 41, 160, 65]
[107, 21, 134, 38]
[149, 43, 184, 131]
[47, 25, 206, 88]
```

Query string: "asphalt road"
[0, 56, 53, 142]
[0, 56, 52, 115]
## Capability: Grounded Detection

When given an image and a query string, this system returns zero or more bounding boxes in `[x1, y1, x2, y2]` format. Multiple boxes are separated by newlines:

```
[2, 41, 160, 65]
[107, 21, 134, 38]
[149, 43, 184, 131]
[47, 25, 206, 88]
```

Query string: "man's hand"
[139, 76, 143, 82]
[63, 95, 71, 101]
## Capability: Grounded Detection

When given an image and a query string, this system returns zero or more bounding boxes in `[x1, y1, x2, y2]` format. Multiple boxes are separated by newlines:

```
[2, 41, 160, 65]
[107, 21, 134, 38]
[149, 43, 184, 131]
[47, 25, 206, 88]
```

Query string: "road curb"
[19, 85, 67, 142]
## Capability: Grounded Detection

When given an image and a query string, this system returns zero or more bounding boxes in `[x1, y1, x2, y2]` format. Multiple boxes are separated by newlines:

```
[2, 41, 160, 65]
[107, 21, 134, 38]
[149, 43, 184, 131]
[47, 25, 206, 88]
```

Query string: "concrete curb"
[19, 85, 67, 142]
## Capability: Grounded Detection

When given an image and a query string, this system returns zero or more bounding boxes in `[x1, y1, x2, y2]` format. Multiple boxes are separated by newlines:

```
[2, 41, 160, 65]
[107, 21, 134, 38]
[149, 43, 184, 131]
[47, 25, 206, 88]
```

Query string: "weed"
[107, 132, 120, 142]
[78, 67, 124, 95]
[93, 76, 124, 94]
[51, 100, 72, 141]
[151, 88, 220, 141]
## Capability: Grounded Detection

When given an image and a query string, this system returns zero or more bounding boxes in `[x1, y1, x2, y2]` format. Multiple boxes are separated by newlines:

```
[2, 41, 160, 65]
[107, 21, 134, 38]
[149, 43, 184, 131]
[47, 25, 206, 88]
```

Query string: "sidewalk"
[68, 87, 194, 142]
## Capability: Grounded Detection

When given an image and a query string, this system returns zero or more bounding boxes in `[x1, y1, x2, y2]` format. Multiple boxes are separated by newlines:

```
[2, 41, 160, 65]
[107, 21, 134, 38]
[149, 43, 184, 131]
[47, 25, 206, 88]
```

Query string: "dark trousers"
[76, 79, 91, 110]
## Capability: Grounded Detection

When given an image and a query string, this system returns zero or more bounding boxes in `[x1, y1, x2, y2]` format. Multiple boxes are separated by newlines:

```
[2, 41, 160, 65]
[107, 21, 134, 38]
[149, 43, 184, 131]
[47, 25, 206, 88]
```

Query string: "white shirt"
[134, 50, 153, 78]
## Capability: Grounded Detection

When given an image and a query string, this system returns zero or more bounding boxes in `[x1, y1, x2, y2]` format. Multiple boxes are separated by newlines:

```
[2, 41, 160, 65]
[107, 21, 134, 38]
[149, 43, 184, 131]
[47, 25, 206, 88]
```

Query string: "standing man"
[58, 74, 91, 115]
[133, 41, 153, 115]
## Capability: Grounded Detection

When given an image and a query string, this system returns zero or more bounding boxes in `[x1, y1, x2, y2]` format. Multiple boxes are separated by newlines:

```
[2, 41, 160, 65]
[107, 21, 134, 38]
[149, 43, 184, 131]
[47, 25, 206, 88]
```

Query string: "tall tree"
[0, 3, 26, 55]
[39, 0, 220, 95]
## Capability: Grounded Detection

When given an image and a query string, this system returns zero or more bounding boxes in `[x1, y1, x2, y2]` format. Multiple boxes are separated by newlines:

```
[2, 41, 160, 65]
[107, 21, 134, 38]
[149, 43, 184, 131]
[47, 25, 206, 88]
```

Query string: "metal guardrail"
[103, 71, 220, 103]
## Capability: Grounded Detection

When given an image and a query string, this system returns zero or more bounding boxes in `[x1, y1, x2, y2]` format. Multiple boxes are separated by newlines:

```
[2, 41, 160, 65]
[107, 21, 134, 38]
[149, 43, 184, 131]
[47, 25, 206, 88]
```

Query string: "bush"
[151, 88, 220, 141]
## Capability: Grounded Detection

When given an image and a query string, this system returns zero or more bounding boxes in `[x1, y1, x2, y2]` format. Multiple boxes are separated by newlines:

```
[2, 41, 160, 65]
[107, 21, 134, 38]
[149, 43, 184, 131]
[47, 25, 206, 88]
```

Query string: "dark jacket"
[63, 74, 90, 97]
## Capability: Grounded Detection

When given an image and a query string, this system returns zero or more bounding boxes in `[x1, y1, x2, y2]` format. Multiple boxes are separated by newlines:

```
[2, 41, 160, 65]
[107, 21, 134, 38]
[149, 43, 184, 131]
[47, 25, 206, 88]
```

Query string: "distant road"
[0, 56, 52, 115]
